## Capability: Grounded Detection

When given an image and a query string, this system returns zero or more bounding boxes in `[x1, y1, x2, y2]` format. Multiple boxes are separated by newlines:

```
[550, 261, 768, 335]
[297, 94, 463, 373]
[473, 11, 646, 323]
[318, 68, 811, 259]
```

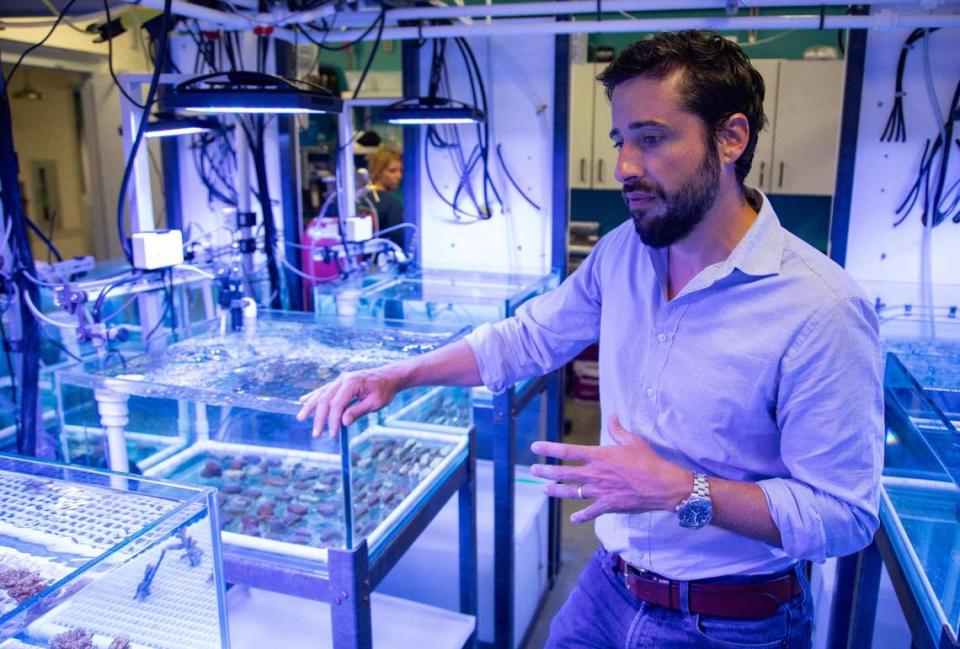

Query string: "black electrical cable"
[496, 144, 542, 211]
[351, 8, 387, 100]
[35, 322, 83, 363]
[115, 0, 174, 263]
[165, 267, 177, 340]
[0, 48, 42, 456]
[300, 10, 382, 52]
[3, 0, 80, 85]
[927, 79, 960, 226]
[894, 79, 960, 228]
[92, 272, 143, 322]
[881, 28, 940, 143]
[0, 313, 17, 408]
[248, 117, 283, 309]
[142, 271, 172, 343]
[46, 209, 56, 263]
[423, 132, 482, 221]
[102, 0, 147, 109]
[23, 214, 63, 262]
[455, 39, 499, 210]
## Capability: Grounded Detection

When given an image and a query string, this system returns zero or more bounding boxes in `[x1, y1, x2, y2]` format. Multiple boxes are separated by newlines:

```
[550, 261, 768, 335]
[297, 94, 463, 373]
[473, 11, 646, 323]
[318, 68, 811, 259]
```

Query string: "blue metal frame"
[482, 337, 563, 649]
[275, 41, 304, 311]
[394, 32, 567, 648]
[549, 33, 571, 593]
[831, 380, 960, 649]
[828, 19, 868, 267]
[401, 40, 422, 256]
[221, 427, 478, 649]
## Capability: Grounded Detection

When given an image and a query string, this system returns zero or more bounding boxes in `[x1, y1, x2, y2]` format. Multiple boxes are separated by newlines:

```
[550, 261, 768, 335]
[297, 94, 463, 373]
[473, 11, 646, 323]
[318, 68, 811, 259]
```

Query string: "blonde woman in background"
[367, 145, 404, 248]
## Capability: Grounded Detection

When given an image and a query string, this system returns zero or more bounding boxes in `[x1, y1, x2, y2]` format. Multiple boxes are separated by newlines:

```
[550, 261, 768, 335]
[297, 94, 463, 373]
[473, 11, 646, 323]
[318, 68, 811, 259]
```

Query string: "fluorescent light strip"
[183, 107, 331, 114]
[387, 117, 481, 125]
[144, 126, 210, 138]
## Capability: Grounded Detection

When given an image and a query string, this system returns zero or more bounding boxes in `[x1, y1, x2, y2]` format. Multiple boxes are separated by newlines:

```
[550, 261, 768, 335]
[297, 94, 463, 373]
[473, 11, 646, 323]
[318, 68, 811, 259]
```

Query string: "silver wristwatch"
[676, 472, 713, 530]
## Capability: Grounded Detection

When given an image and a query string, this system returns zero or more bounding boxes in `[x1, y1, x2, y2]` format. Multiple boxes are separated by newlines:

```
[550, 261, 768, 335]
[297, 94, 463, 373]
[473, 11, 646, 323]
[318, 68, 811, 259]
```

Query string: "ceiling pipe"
[119, 0, 958, 45]
[312, 12, 960, 43]
[120, 0, 303, 39]
[356, 0, 908, 22]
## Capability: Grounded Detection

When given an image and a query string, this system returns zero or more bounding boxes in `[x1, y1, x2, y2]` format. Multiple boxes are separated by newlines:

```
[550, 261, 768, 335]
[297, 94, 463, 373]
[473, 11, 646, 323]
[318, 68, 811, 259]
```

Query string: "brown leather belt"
[614, 556, 803, 620]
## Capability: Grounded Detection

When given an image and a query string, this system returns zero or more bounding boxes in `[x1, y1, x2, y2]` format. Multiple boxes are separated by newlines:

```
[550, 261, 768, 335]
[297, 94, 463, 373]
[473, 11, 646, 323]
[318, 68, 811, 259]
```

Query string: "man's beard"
[624, 143, 721, 249]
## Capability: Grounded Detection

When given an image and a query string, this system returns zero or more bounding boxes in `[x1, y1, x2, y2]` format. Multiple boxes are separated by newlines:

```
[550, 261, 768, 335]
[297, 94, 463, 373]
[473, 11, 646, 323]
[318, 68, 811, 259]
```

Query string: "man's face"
[610, 72, 720, 248]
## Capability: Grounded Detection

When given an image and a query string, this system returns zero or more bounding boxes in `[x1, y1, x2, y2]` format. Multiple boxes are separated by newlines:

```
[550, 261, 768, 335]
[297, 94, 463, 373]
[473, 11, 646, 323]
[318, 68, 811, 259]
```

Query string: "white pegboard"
[0, 471, 179, 558]
[844, 15, 960, 286]
[416, 35, 556, 276]
[33, 524, 223, 649]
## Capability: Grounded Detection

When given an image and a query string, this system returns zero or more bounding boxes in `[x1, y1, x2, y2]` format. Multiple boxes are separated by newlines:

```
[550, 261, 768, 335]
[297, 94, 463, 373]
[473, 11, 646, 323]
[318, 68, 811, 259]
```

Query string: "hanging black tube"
[0, 52, 41, 457]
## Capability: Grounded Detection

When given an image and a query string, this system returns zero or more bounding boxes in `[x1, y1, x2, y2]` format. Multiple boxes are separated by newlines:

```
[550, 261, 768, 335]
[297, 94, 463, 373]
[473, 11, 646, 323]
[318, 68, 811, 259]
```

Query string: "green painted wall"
[587, 7, 847, 61]
[571, 190, 831, 253]
[314, 39, 403, 73]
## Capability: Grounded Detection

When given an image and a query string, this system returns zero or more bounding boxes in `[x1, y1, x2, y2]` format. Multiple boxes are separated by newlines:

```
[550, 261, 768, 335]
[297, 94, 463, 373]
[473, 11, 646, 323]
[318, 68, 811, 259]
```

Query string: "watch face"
[678, 497, 713, 529]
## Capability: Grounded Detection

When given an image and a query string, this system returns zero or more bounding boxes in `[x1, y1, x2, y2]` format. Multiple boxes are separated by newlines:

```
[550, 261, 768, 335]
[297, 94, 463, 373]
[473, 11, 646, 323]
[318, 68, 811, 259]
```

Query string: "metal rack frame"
[830, 354, 960, 649]
[224, 426, 479, 649]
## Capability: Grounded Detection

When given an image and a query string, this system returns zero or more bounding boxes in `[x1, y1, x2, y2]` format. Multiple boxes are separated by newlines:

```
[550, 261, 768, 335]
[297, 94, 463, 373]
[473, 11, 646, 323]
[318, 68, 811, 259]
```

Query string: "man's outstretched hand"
[297, 367, 404, 437]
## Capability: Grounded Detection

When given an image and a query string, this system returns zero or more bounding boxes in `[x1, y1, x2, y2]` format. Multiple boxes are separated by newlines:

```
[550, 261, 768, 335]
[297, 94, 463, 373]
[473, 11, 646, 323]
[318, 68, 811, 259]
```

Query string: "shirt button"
[645, 387, 655, 398]
[657, 333, 668, 343]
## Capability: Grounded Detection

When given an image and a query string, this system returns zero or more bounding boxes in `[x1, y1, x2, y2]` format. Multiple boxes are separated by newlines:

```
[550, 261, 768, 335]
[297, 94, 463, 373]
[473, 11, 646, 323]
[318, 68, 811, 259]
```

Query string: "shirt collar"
[722, 188, 785, 278]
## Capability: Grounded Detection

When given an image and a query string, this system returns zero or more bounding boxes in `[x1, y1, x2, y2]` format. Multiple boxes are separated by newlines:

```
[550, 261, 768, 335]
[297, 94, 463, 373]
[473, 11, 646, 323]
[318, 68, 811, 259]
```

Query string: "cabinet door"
[744, 59, 780, 193]
[770, 59, 845, 196]
[569, 63, 596, 189]
[591, 65, 621, 190]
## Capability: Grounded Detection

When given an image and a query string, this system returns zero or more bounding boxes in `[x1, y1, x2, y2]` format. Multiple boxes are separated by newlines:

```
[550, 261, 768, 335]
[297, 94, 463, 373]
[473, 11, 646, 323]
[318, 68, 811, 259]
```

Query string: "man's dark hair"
[597, 30, 767, 186]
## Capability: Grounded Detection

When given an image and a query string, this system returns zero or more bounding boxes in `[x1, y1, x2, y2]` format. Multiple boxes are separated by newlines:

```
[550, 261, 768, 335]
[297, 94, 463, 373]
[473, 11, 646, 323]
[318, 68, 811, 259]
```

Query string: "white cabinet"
[570, 58, 845, 197]
[569, 62, 621, 190]
[746, 58, 845, 196]
[745, 59, 781, 192]
[770, 59, 845, 196]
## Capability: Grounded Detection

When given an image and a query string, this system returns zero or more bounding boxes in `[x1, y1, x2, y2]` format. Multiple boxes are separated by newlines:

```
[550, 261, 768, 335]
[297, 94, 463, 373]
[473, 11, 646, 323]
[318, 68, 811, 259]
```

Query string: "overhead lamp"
[12, 70, 43, 101]
[144, 114, 218, 139]
[163, 71, 343, 115]
[382, 97, 485, 125]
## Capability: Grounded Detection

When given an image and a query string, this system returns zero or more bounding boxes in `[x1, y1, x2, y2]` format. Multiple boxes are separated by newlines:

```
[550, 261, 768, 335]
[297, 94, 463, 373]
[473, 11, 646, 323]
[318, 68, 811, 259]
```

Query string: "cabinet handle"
[580, 158, 586, 183]
[778, 162, 784, 189]
[758, 161, 765, 187]
[597, 159, 604, 183]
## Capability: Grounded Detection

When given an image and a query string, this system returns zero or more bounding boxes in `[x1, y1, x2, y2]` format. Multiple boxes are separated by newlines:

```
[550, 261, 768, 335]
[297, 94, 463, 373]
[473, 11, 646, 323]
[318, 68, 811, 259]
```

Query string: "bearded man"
[297, 30, 884, 648]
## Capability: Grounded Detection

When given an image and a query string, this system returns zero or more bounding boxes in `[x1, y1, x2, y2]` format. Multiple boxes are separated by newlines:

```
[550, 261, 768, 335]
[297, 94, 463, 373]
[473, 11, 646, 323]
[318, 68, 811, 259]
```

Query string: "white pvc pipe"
[122, 0, 959, 44]
[95, 388, 130, 473]
[315, 12, 960, 43]
[362, 0, 908, 22]
[122, 0, 298, 41]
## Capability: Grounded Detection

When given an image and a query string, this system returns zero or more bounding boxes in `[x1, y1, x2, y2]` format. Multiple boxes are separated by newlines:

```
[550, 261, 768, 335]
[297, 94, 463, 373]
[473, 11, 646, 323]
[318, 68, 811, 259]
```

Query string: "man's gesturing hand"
[296, 368, 403, 437]
[530, 414, 692, 524]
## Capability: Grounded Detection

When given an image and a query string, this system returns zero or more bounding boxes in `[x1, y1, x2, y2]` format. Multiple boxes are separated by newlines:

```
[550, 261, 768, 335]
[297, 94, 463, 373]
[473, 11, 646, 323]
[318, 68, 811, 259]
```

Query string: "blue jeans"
[546, 548, 814, 649]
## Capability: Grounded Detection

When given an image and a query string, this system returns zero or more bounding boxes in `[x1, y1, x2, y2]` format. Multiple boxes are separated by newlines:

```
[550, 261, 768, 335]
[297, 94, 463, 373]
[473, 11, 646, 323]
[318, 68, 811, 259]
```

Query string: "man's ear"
[716, 113, 750, 168]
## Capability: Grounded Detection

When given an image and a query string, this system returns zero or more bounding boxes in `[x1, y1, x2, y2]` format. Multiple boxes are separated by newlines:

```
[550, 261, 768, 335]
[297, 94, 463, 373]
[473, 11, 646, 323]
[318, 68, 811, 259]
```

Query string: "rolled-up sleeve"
[758, 296, 884, 563]
[464, 246, 605, 394]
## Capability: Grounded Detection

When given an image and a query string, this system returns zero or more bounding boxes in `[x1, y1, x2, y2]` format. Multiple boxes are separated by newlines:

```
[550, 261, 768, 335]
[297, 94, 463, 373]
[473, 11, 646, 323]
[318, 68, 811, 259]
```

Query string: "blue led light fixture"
[163, 71, 343, 115]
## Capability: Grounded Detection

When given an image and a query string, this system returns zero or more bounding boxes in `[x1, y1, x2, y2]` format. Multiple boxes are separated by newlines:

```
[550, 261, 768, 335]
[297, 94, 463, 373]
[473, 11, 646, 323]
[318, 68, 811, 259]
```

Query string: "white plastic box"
[376, 460, 550, 648]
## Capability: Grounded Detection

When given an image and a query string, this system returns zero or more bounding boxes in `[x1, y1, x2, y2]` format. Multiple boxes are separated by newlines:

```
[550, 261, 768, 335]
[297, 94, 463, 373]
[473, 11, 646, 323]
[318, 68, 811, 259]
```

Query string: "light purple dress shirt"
[464, 191, 884, 579]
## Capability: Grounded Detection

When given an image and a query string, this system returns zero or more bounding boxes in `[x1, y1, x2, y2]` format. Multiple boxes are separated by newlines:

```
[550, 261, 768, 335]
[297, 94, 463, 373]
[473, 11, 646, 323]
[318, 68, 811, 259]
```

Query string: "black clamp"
[236, 211, 257, 229]
[238, 238, 257, 254]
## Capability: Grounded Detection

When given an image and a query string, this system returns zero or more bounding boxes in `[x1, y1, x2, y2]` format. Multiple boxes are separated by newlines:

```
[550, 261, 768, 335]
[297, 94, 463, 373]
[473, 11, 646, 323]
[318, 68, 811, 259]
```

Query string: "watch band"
[676, 472, 711, 512]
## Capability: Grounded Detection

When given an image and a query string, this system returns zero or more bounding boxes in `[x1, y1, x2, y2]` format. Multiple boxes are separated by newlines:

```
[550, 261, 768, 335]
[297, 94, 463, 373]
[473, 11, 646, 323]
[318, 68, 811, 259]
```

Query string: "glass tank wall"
[55, 311, 472, 572]
[353, 268, 559, 328]
[880, 351, 960, 645]
[352, 268, 559, 464]
[863, 280, 960, 419]
[0, 454, 228, 649]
